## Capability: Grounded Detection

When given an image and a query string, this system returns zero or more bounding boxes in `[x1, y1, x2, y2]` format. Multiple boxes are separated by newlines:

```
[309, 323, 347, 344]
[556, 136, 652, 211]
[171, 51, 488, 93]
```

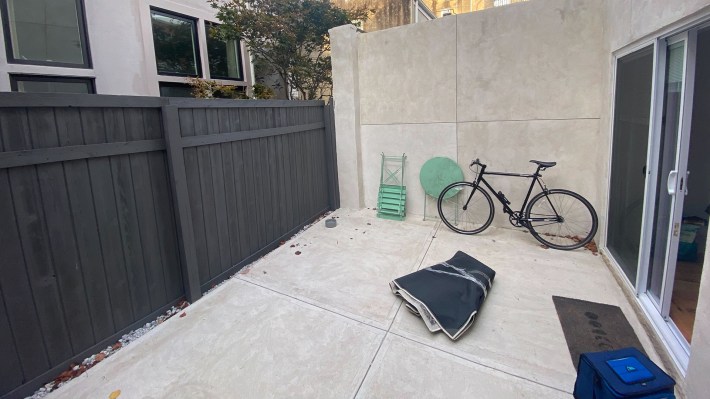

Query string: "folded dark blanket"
[389, 251, 496, 340]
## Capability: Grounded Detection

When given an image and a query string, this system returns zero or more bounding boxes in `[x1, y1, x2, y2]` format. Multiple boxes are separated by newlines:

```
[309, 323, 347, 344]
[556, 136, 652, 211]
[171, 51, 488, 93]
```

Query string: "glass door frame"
[637, 30, 696, 367]
[639, 31, 696, 309]
[605, 23, 706, 374]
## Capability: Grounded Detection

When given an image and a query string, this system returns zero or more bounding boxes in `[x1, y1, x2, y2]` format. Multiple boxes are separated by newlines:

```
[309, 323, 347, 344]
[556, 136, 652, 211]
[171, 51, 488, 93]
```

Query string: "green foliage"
[188, 77, 249, 99]
[252, 83, 275, 99]
[209, 0, 370, 100]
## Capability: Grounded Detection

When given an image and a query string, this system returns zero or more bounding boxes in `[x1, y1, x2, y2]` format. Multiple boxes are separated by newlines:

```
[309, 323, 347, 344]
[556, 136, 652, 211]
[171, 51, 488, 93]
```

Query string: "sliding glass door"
[608, 27, 705, 371]
[646, 36, 692, 312]
[607, 46, 654, 285]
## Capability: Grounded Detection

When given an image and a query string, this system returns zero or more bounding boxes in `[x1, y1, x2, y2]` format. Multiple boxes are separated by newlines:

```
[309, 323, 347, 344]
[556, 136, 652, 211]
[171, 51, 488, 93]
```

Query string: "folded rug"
[389, 251, 496, 340]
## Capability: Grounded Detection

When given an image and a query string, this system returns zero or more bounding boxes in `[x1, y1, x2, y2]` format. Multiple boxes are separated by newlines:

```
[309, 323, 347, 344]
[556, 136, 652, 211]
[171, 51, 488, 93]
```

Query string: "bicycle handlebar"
[470, 158, 486, 168]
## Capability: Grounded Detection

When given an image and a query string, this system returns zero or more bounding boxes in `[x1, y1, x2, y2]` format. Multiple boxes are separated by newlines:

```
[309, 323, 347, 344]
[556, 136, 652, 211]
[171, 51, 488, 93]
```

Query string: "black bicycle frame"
[465, 163, 560, 224]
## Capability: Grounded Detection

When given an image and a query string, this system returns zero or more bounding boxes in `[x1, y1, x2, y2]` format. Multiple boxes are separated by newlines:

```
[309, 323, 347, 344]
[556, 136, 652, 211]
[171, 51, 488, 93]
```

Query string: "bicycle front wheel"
[437, 182, 494, 235]
[524, 189, 598, 250]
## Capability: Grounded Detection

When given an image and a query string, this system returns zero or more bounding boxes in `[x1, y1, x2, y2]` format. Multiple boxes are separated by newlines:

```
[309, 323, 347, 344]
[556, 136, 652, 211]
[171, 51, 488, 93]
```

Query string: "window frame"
[9, 73, 96, 94]
[0, 0, 93, 68]
[158, 81, 194, 98]
[150, 7, 202, 78]
[205, 21, 244, 82]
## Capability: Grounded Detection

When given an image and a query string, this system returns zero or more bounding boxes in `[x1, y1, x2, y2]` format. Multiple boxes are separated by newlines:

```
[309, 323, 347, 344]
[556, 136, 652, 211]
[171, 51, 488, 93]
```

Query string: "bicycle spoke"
[438, 183, 493, 234]
[526, 190, 596, 249]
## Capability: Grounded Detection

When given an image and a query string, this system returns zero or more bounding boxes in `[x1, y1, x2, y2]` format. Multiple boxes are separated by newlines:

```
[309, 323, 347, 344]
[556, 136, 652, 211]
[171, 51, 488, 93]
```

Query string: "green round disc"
[419, 157, 464, 199]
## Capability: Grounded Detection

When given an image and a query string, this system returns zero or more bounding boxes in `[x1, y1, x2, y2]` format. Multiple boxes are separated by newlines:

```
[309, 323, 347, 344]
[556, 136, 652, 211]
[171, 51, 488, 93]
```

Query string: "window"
[150, 9, 201, 77]
[10, 74, 95, 94]
[206, 23, 243, 81]
[0, 0, 91, 67]
[158, 82, 193, 98]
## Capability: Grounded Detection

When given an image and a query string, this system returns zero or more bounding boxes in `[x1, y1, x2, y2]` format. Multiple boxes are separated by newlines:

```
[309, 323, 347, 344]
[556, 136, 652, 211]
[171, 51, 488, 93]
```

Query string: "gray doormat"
[552, 296, 646, 370]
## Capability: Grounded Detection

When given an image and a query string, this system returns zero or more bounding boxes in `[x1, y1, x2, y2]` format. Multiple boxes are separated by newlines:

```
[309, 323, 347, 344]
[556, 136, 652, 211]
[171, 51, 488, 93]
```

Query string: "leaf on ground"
[295, 251, 302, 255]
[109, 390, 121, 399]
[95, 353, 106, 362]
[179, 312, 186, 318]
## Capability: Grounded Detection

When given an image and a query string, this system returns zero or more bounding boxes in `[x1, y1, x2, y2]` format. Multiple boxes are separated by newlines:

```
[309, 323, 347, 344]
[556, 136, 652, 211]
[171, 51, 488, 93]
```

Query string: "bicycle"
[437, 159, 598, 250]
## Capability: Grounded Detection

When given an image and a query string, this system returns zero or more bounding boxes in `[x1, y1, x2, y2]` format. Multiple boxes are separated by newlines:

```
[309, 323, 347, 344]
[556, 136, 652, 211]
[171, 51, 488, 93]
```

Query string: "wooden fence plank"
[193, 109, 221, 281]
[0, 170, 50, 381]
[81, 108, 134, 329]
[125, 108, 168, 310]
[29, 108, 95, 353]
[181, 109, 210, 286]
[206, 109, 231, 276]
[2, 108, 74, 368]
[273, 109, 288, 235]
[286, 112, 300, 230]
[10, 166, 74, 366]
[0, 140, 165, 169]
[240, 108, 262, 254]
[230, 139, 251, 261]
[168, 98, 324, 108]
[104, 109, 151, 320]
[227, 108, 251, 261]
[143, 108, 183, 300]
[217, 109, 241, 268]
[163, 106, 201, 302]
[0, 285, 24, 394]
[241, 137, 261, 255]
[258, 109, 275, 244]
[58, 134, 116, 342]
[0, 93, 167, 108]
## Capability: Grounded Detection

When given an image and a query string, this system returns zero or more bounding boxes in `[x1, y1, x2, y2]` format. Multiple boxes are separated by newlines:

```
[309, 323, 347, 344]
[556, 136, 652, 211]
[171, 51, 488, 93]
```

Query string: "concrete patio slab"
[390, 224, 665, 393]
[356, 334, 570, 399]
[48, 278, 385, 399]
[239, 208, 436, 328]
[45, 209, 664, 399]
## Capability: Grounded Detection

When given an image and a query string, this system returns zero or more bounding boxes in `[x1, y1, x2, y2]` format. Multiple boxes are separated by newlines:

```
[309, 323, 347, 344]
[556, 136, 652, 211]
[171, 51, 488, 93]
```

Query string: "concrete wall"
[0, 0, 253, 96]
[332, 0, 606, 225]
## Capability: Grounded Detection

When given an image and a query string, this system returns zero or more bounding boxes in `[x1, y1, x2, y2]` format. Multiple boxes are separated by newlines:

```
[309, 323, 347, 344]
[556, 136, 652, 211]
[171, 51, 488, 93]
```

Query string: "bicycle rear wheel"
[437, 182, 494, 235]
[524, 189, 598, 250]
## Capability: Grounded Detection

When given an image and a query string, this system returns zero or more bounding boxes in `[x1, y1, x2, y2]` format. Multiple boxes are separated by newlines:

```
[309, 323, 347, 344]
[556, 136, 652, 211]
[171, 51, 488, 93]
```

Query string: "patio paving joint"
[234, 276, 389, 333]
[352, 220, 441, 399]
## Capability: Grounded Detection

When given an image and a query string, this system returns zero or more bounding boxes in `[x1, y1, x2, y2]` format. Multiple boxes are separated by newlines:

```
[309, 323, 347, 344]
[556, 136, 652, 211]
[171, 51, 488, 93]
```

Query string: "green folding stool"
[377, 153, 407, 221]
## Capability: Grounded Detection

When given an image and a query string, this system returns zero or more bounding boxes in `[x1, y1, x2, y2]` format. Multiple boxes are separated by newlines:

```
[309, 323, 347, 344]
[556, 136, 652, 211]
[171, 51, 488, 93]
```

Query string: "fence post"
[323, 99, 340, 210]
[162, 105, 202, 303]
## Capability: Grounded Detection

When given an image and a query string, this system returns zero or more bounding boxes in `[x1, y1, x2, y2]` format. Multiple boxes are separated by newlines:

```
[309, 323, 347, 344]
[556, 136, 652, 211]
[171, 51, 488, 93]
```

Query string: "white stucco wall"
[0, 0, 252, 96]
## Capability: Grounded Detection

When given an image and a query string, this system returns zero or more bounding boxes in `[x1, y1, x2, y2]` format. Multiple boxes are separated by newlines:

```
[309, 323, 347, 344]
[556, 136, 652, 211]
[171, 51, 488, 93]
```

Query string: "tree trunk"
[279, 72, 291, 100]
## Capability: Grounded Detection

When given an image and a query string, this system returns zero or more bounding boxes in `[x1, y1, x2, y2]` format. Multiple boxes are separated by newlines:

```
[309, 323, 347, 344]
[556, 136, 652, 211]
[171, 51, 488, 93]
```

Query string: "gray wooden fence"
[0, 93, 339, 399]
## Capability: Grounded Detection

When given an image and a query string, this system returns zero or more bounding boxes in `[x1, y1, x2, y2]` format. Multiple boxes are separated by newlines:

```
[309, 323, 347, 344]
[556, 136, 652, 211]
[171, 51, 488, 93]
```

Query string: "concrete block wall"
[331, 0, 607, 226]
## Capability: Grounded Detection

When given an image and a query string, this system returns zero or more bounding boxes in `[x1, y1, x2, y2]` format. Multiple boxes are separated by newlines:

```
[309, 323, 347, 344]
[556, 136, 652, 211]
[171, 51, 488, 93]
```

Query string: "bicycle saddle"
[530, 160, 556, 168]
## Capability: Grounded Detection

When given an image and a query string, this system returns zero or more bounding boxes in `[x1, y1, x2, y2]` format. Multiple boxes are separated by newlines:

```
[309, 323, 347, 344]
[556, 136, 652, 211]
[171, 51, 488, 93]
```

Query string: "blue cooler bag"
[573, 347, 675, 399]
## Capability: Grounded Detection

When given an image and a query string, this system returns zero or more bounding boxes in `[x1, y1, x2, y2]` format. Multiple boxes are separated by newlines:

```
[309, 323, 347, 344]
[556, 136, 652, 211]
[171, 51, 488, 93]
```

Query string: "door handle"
[667, 170, 678, 195]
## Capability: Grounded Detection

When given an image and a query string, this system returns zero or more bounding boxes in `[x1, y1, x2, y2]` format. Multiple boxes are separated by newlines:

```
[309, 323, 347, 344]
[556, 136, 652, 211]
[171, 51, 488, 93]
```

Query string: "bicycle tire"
[524, 189, 598, 250]
[437, 182, 495, 235]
